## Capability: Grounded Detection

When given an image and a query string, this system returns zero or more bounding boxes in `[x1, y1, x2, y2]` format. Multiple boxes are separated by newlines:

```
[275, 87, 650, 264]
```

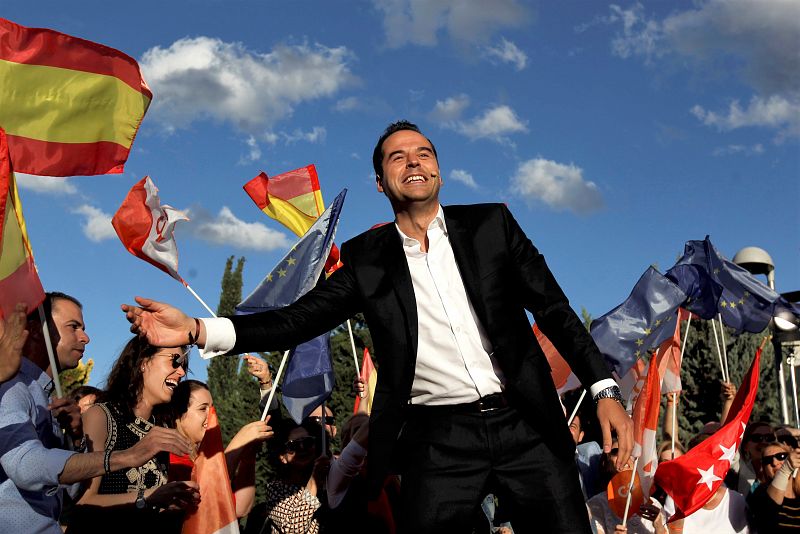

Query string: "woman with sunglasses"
[166, 379, 273, 520]
[66, 337, 200, 532]
[748, 441, 800, 532]
[262, 419, 331, 534]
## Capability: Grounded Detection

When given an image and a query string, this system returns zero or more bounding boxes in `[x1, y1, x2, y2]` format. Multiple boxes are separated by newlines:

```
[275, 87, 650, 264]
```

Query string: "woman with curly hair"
[66, 337, 199, 532]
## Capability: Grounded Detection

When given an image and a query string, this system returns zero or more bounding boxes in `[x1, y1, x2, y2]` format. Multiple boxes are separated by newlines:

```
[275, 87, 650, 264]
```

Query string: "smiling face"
[376, 129, 442, 209]
[762, 443, 788, 480]
[280, 427, 317, 468]
[177, 387, 212, 446]
[51, 298, 89, 371]
[141, 348, 187, 406]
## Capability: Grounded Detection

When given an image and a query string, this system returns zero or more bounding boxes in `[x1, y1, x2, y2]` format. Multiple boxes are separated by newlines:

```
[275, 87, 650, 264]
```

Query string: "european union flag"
[236, 189, 346, 423]
[236, 189, 346, 313]
[672, 237, 779, 334]
[590, 267, 687, 377]
[665, 263, 721, 320]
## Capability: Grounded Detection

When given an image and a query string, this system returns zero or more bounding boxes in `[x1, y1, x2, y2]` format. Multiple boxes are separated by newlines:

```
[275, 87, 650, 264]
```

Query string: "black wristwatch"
[593, 385, 623, 405]
[135, 488, 146, 510]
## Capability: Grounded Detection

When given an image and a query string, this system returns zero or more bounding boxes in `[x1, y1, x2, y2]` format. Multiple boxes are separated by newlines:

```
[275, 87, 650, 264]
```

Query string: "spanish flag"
[0, 128, 45, 318]
[243, 165, 324, 237]
[0, 18, 151, 176]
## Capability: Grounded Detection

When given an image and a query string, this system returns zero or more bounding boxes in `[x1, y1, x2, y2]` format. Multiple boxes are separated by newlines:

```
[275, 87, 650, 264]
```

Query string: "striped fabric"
[243, 165, 324, 237]
[0, 128, 45, 318]
[0, 18, 151, 176]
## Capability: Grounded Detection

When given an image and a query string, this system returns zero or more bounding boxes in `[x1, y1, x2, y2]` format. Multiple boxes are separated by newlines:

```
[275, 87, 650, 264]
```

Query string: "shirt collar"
[18, 357, 56, 396]
[395, 205, 447, 250]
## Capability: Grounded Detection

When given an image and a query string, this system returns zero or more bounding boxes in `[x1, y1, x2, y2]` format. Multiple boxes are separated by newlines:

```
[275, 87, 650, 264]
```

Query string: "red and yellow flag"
[0, 18, 151, 176]
[0, 128, 45, 318]
[243, 165, 324, 237]
[353, 347, 377, 415]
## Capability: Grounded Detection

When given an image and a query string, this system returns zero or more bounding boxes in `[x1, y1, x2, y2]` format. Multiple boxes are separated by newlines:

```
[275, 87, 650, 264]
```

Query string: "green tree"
[59, 358, 94, 396]
[672, 318, 777, 442]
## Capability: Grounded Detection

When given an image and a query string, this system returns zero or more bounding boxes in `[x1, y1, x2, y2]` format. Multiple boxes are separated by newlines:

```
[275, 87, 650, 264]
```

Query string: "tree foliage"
[59, 358, 94, 396]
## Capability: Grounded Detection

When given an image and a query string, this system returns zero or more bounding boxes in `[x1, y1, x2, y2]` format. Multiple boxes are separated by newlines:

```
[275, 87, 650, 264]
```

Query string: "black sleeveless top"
[97, 402, 168, 494]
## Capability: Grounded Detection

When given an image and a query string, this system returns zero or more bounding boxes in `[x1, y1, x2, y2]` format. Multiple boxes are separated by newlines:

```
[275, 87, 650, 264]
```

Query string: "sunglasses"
[777, 434, 799, 449]
[168, 353, 189, 372]
[762, 452, 789, 466]
[749, 433, 777, 444]
[308, 416, 335, 426]
[285, 436, 316, 453]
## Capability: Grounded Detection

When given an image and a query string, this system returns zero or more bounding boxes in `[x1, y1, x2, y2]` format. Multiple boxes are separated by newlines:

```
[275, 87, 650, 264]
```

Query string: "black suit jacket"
[229, 203, 612, 494]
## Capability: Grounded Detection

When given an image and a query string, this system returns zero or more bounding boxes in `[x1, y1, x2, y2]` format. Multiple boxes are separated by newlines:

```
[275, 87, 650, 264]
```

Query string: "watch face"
[135, 491, 146, 509]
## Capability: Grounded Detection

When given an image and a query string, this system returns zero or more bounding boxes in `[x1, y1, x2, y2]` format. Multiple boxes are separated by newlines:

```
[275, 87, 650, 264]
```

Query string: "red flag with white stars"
[654, 346, 761, 521]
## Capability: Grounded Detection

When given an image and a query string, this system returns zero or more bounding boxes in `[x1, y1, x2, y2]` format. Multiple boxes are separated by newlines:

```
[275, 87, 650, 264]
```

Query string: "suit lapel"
[372, 225, 419, 360]
[443, 207, 490, 328]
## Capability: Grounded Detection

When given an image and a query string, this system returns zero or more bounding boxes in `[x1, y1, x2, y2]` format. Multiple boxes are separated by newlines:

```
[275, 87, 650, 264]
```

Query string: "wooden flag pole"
[622, 456, 641, 527]
[184, 283, 217, 317]
[261, 350, 290, 421]
[671, 393, 678, 458]
[38, 305, 63, 398]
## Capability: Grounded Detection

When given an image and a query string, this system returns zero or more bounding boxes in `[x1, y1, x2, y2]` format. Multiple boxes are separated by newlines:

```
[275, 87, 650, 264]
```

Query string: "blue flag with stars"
[236, 189, 346, 423]
[671, 237, 780, 334]
[590, 267, 687, 377]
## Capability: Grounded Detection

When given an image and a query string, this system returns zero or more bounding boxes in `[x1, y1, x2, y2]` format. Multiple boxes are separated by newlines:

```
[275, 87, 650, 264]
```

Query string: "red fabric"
[607, 469, 644, 519]
[182, 406, 239, 534]
[6, 135, 130, 176]
[0, 129, 45, 318]
[533, 324, 580, 394]
[168, 452, 194, 483]
[631, 353, 660, 496]
[353, 347, 377, 414]
[654, 347, 761, 521]
[0, 18, 151, 96]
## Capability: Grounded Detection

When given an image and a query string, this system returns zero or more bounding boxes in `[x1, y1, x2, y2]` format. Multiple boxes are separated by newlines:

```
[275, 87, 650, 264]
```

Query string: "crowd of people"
[2, 291, 799, 534]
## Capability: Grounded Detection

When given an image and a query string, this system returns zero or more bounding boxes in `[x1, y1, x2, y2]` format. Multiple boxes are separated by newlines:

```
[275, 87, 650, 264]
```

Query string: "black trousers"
[396, 404, 591, 534]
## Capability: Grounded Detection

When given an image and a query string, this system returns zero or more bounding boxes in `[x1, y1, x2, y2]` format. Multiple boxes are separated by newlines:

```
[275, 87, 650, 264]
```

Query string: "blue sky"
[5, 1, 798, 387]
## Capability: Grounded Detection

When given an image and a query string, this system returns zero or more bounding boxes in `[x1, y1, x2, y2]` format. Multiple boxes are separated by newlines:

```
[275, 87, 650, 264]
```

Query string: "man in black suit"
[123, 121, 632, 533]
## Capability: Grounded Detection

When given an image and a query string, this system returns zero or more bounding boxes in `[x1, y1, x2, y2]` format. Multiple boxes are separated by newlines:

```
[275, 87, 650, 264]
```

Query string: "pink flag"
[533, 324, 581, 394]
[182, 406, 239, 534]
[112, 176, 188, 282]
[655, 346, 761, 521]
[655, 308, 689, 394]
[631, 353, 661, 497]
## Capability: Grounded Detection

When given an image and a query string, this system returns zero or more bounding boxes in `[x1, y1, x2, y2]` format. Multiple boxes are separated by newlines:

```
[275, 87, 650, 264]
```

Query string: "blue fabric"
[575, 441, 603, 499]
[0, 358, 76, 534]
[671, 236, 782, 334]
[237, 189, 346, 422]
[590, 267, 687, 377]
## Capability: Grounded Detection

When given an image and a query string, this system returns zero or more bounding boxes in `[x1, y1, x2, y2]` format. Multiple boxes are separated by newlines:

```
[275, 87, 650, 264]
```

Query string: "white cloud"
[241, 135, 262, 163]
[281, 126, 327, 144]
[140, 37, 355, 133]
[601, 0, 800, 138]
[510, 158, 603, 215]
[373, 0, 529, 48]
[73, 204, 116, 242]
[448, 169, 477, 189]
[187, 206, 290, 251]
[712, 143, 765, 157]
[449, 105, 528, 142]
[691, 96, 800, 138]
[483, 38, 528, 70]
[334, 96, 359, 112]
[430, 94, 470, 122]
[16, 174, 77, 195]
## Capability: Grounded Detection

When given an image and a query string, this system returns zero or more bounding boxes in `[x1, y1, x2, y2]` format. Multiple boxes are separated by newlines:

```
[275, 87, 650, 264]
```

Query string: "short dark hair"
[48, 291, 82, 310]
[26, 291, 82, 324]
[70, 385, 103, 403]
[164, 379, 209, 427]
[372, 120, 438, 181]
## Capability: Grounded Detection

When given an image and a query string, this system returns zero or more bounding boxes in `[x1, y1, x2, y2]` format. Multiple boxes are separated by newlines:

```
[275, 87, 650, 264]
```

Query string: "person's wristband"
[187, 318, 201, 346]
[593, 385, 623, 405]
[103, 449, 113, 474]
[259, 380, 272, 389]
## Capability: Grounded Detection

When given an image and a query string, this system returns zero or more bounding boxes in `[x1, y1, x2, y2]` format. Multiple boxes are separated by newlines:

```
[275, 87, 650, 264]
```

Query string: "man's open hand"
[0, 304, 28, 383]
[121, 297, 199, 348]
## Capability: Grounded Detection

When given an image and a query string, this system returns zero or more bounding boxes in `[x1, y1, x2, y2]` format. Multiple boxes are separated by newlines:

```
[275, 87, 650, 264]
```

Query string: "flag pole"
[320, 400, 327, 455]
[261, 350, 290, 421]
[345, 319, 361, 377]
[671, 393, 678, 458]
[566, 389, 587, 427]
[622, 456, 640, 527]
[184, 283, 217, 317]
[710, 319, 727, 382]
[38, 305, 63, 398]
[717, 314, 730, 383]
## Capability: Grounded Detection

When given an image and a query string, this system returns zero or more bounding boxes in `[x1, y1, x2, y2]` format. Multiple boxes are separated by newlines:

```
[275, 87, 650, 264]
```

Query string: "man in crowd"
[0, 292, 191, 534]
[123, 120, 632, 533]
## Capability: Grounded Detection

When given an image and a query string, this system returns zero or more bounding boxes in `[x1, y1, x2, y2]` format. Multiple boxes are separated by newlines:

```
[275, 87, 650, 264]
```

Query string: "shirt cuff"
[589, 379, 618, 398]
[198, 317, 236, 359]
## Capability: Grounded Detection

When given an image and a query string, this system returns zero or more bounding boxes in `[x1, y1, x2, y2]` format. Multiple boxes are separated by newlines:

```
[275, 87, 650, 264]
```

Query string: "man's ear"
[376, 175, 384, 193]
